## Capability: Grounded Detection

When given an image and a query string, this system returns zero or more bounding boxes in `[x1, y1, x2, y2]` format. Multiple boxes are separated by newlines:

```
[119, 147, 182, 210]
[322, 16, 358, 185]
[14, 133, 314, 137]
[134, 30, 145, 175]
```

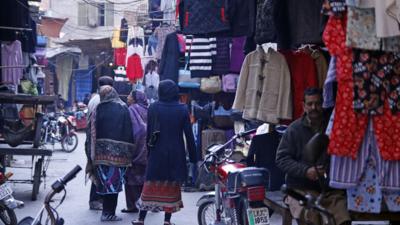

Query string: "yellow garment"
[112, 28, 126, 48]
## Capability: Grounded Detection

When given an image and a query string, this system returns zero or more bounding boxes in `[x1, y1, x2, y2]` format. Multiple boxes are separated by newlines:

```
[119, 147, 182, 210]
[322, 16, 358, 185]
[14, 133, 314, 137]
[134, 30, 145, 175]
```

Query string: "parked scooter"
[197, 129, 270, 225]
[0, 171, 24, 225]
[41, 112, 78, 152]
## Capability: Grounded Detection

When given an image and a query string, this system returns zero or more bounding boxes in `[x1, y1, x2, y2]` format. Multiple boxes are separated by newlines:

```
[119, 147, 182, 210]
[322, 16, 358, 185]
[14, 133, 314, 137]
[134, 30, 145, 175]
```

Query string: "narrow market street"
[9, 132, 201, 224]
[8, 133, 283, 225]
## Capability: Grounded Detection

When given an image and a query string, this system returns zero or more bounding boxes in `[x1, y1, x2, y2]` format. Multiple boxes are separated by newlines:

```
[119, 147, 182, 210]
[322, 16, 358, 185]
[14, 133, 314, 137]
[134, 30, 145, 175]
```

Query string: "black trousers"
[124, 184, 143, 210]
[89, 183, 102, 203]
[103, 194, 118, 215]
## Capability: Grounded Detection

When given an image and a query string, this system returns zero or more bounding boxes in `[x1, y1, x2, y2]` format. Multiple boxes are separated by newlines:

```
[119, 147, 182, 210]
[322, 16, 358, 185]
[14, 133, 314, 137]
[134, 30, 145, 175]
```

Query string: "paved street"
[7, 133, 283, 225]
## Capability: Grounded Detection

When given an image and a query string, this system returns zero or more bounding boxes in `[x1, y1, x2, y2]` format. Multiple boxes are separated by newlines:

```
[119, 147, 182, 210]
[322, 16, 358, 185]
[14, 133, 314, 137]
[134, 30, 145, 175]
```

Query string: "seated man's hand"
[306, 167, 319, 181]
[306, 166, 326, 181]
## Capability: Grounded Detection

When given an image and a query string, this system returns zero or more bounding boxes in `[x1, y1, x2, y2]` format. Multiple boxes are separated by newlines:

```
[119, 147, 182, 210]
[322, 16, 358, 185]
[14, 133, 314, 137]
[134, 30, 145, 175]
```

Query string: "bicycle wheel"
[61, 133, 78, 153]
[0, 208, 17, 225]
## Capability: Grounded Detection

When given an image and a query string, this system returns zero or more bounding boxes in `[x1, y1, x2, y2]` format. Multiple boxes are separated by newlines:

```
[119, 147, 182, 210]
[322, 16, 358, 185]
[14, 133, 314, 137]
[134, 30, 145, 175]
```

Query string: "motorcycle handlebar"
[237, 128, 257, 138]
[60, 165, 82, 186]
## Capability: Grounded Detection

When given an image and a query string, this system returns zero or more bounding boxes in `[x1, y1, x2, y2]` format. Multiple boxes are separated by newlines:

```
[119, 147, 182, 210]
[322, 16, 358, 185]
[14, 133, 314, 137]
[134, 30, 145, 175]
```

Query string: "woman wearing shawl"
[132, 80, 197, 225]
[91, 85, 135, 222]
[121, 91, 148, 213]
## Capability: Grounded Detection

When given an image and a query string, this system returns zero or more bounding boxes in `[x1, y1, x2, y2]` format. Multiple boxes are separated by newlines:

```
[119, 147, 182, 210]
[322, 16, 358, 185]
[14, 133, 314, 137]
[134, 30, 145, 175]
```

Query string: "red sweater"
[126, 54, 143, 82]
[280, 50, 319, 120]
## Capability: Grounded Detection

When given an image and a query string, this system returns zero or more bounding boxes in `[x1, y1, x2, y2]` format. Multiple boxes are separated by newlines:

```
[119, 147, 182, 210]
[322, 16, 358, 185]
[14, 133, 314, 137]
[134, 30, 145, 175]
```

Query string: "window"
[77, 2, 114, 27]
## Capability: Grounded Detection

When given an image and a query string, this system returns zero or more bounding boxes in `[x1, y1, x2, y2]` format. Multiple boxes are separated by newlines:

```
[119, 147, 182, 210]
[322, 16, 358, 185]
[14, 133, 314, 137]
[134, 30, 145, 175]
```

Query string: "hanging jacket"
[159, 32, 181, 82]
[126, 54, 143, 82]
[255, 0, 290, 49]
[227, 0, 256, 37]
[232, 46, 292, 124]
[180, 0, 230, 35]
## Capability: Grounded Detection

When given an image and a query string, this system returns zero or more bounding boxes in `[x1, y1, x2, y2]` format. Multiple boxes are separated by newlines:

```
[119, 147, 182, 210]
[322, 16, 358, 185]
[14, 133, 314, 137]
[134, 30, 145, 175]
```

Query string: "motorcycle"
[0, 171, 24, 225]
[41, 113, 78, 152]
[197, 129, 270, 225]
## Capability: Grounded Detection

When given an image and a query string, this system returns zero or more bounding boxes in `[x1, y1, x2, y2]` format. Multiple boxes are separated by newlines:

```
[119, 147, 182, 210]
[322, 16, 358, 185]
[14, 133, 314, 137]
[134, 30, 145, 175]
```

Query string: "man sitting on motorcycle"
[275, 88, 351, 225]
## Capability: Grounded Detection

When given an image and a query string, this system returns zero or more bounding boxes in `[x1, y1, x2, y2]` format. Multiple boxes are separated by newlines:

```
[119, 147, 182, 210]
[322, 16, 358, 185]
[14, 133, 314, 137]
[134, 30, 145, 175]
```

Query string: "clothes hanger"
[260, 43, 278, 52]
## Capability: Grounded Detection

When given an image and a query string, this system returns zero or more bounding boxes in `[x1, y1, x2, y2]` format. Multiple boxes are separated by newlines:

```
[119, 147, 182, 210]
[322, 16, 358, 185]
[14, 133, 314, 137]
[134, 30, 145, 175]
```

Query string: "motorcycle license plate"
[0, 183, 12, 200]
[247, 207, 270, 225]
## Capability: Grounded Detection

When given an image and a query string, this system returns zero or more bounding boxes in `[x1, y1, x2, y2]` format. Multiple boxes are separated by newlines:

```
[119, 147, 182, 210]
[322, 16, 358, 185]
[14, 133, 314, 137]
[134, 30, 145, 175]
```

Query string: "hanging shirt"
[1, 40, 24, 85]
[114, 48, 127, 66]
[112, 28, 126, 48]
[144, 71, 160, 89]
[160, 0, 176, 21]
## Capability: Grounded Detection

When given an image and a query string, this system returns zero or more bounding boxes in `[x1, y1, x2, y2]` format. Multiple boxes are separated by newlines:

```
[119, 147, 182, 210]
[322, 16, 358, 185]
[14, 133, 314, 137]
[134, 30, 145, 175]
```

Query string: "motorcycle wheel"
[0, 208, 17, 225]
[61, 133, 78, 153]
[197, 200, 217, 225]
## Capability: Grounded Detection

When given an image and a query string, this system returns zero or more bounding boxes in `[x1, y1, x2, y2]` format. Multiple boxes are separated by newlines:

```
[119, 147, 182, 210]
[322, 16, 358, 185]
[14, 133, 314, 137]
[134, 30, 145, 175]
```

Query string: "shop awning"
[38, 16, 68, 38]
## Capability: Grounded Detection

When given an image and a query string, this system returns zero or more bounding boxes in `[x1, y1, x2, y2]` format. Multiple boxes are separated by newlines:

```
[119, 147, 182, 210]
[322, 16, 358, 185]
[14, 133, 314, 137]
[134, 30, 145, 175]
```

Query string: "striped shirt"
[327, 114, 400, 190]
[185, 35, 216, 78]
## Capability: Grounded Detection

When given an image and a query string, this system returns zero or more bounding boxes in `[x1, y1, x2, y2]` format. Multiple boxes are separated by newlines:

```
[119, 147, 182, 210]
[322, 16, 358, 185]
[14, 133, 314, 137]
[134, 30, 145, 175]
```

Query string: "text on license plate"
[247, 207, 270, 225]
[0, 183, 12, 200]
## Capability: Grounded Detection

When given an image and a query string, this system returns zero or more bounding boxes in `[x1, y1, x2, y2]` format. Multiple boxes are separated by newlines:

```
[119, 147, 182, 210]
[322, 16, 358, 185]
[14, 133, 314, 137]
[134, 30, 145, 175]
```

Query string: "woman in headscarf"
[132, 80, 197, 225]
[121, 90, 148, 213]
[91, 85, 135, 222]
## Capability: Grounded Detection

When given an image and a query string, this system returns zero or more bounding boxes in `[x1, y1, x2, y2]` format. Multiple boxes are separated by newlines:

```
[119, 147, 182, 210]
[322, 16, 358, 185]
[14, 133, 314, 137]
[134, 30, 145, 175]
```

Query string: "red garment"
[324, 15, 400, 160]
[324, 15, 368, 159]
[114, 48, 127, 66]
[126, 54, 143, 82]
[280, 50, 319, 120]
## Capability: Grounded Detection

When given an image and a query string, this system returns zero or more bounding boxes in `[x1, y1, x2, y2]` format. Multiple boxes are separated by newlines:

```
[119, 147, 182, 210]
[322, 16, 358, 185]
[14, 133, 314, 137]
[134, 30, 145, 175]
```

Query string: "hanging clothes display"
[185, 36, 216, 78]
[254, 0, 290, 49]
[323, 15, 369, 159]
[211, 37, 231, 75]
[323, 57, 337, 109]
[112, 28, 126, 48]
[56, 55, 74, 101]
[119, 18, 129, 43]
[229, 37, 246, 73]
[159, 32, 181, 82]
[154, 24, 176, 60]
[280, 50, 319, 120]
[160, 0, 176, 21]
[114, 47, 127, 67]
[126, 54, 143, 82]
[74, 69, 93, 102]
[1, 40, 23, 85]
[227, 0, 255, 37]
[127, 26, 145, 59]
[232, 46, 292, 124]
[179, 0, 230, 35]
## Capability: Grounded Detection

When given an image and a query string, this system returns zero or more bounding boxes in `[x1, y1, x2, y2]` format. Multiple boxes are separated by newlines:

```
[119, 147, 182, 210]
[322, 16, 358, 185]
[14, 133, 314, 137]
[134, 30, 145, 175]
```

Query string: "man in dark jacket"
[276, 88, 350, 225]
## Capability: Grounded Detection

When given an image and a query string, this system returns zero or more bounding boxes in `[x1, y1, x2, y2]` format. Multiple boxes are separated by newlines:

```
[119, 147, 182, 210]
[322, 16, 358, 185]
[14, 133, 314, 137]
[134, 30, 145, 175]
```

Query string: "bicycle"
[17, 165, 82, 225]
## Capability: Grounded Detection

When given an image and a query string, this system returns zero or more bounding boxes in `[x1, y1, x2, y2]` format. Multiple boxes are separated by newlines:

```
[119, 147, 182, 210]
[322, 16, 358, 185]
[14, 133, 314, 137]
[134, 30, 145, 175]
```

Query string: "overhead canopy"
[45, 46, 81, 59]
[60, 38, 112, 55]
[38, 16, 68, 38]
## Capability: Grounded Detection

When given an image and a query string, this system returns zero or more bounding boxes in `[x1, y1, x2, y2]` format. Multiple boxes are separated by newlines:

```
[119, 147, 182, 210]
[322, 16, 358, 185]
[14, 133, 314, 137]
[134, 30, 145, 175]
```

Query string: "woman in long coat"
[132, 80, 197, 225]
[122, 91, 148, 213]
[91, 85, 135, 221]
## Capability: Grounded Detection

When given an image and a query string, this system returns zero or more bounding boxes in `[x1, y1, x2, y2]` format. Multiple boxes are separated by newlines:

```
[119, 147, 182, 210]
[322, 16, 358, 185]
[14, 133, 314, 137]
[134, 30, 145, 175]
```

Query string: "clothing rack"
[0, 26, 32, 32]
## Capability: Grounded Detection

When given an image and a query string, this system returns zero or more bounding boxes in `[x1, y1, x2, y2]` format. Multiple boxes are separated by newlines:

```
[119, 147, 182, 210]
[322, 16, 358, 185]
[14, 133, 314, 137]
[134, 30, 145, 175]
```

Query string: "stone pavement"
[6, 132, 283, 225]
